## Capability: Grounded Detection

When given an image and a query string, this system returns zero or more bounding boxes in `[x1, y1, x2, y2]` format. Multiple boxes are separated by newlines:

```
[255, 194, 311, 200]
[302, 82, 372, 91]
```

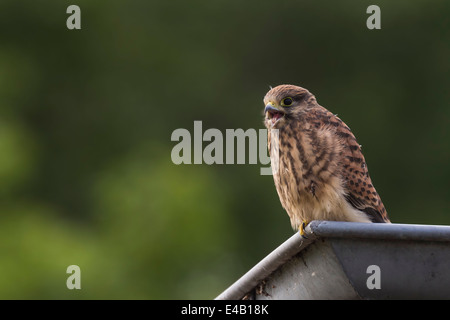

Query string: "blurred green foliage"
[0, 0, 449, 299]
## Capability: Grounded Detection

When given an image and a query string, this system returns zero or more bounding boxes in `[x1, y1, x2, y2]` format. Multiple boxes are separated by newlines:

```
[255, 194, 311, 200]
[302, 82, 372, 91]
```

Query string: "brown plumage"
[263, 84, 390, 231]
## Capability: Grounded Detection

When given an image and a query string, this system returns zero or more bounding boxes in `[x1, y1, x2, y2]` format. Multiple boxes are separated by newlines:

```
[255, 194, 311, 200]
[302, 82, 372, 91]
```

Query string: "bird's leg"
[299, 220, 309, 239]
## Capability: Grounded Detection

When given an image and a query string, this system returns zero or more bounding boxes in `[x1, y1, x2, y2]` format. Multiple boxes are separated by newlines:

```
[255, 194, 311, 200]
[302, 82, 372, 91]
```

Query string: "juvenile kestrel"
[263, 85, 390, 235]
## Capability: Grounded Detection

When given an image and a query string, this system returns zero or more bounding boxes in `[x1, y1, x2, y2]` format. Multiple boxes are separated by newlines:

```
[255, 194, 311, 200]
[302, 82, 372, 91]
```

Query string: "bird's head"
[263, 84, 316, 129]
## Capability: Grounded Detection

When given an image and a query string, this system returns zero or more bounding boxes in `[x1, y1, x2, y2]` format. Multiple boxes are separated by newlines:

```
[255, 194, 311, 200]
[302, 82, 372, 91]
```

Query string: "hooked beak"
[264, 104, 280, 114]
[265, 104, 285, 126]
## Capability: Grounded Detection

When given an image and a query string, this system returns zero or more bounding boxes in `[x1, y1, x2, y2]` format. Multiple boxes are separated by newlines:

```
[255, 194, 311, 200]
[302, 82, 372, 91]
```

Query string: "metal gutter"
[215, 221, 450, 300]
[215, 230, 316, 300]
[308, 220, 450, 241]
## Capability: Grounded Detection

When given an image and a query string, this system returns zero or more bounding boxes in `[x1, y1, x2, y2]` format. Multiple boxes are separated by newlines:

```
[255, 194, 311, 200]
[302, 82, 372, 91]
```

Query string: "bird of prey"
[263, 84, 390, 235]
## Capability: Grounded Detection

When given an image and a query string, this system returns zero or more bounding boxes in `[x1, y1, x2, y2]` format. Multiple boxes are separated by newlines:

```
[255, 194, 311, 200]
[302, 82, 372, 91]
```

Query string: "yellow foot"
[299, 220, 309, 239]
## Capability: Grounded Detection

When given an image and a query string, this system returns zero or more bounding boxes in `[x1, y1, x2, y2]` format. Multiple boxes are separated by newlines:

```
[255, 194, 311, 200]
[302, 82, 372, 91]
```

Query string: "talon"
[299, 220, 309, 239]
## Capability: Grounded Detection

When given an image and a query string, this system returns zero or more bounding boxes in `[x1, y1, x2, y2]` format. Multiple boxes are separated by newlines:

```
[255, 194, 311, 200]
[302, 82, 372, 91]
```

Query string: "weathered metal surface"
[253, 239, 360, 300]
[215, 232, 315, 300]
[216, 221, 450, 300]
[331, 238, 450, 299]
[308, 220, 450, 242]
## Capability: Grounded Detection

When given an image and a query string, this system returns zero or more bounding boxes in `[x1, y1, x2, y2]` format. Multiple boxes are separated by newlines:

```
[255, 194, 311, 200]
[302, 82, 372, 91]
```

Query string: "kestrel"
[263, 85, 390, 235]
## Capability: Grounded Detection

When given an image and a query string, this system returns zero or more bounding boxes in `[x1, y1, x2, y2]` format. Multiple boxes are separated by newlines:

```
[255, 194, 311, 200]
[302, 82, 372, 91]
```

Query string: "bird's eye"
[281, 97, 293, 106]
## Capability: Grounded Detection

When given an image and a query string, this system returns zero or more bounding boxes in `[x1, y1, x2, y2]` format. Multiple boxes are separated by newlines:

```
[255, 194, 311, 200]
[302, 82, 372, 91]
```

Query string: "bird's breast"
[270, 122, 352, 228]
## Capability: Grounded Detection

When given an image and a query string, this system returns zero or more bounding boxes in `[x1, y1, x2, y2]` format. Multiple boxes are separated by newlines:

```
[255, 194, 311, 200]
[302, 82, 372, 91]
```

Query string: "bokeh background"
[0, 0, 449, 299]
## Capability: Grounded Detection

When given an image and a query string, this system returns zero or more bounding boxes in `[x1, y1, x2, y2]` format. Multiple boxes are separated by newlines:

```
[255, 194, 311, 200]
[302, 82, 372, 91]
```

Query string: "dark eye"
[282, 97, 293, 106]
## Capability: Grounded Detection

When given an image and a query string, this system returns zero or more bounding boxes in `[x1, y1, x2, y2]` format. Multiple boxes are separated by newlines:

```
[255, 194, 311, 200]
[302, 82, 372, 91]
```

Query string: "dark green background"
[0, 0, 448, 299]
